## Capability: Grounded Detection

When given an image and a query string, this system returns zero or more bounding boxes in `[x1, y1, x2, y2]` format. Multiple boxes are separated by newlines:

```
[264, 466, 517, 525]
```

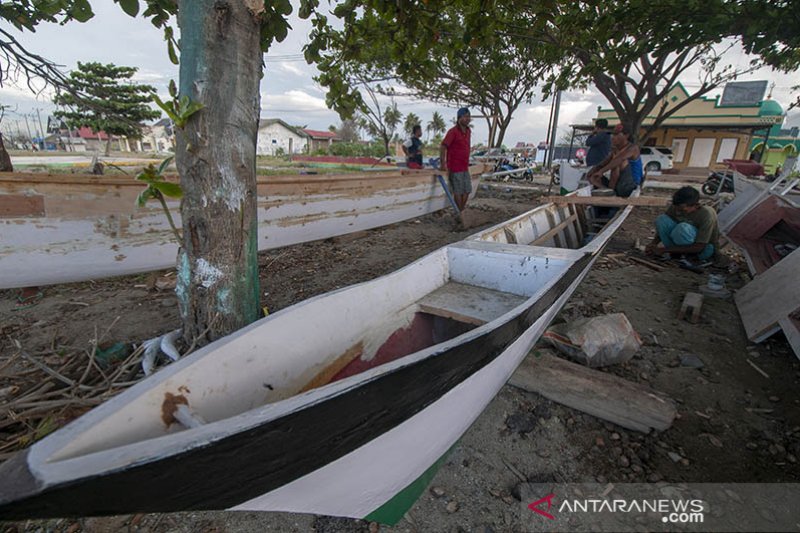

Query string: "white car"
[639, 146, 674, 172]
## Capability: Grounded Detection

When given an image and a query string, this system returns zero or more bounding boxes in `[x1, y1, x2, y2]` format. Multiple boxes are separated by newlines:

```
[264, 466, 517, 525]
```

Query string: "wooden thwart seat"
[417, 282, 527, 325]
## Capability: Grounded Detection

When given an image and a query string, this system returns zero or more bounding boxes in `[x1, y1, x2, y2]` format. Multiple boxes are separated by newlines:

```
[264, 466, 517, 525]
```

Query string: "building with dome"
[747, 99, 798, 175]
[594, 81, 785, 171]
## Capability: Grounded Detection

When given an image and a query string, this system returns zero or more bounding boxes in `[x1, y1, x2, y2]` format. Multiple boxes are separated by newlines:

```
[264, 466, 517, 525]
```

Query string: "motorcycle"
[701, 170, 734, 196]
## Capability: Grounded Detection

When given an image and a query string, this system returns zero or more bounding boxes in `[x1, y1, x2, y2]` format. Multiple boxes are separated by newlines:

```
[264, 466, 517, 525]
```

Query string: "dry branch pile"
[0, 321, 147, 463]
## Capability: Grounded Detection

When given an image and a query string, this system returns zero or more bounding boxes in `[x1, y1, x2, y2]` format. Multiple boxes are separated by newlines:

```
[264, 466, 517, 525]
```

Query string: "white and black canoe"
[0, 188, 632, 524]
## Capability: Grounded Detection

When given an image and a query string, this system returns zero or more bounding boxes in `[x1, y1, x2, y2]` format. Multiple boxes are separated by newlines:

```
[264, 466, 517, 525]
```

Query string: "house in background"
[257, 119, 308, 156]
[76, 126, 131, 152]
[137, 118, 175, 153]
[302, 128, 340, 153]
[595, 81, 785, 171]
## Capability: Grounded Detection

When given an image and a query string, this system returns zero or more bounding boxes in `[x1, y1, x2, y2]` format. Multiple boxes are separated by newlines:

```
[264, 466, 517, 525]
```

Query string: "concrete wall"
[257, 123, 307, 156]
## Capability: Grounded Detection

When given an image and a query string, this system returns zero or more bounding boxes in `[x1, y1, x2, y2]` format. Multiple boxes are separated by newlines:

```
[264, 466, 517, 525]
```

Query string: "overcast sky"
[2, 3, 799, 146]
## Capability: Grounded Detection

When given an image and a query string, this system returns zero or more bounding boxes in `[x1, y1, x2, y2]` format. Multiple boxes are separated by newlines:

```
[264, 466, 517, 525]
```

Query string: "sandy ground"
[1, 182, 799, 532]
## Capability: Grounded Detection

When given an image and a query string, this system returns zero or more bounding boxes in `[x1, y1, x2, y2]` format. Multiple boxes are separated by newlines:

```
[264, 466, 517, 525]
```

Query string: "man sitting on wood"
[585, 126, 638, 198]
[645, 186, 718, 262]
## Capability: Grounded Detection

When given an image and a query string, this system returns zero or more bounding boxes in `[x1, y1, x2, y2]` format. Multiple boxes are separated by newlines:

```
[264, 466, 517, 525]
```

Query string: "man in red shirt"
[439, 107, 472, 212]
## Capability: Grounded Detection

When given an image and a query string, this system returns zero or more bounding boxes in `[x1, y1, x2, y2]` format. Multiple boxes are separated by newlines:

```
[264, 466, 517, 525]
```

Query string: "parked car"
[639, 146, 674, 172]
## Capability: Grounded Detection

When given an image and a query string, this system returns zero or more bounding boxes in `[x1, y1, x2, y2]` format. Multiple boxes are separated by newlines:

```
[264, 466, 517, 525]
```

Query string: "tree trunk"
[105, 135, 113, 156]
[175, 1, 262, 346]
[0, 134, 13, 172]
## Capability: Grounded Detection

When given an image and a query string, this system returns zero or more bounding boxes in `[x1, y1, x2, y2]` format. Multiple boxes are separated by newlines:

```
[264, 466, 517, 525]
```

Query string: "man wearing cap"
[440, 107, 472, 213]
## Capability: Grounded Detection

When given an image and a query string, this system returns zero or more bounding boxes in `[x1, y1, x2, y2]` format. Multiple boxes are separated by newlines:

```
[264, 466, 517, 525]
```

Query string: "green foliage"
[53, 62, 161, 139]
[153, 82, 204, 129]
[135, 156, 182, 244]
[329, 141, 385, 157]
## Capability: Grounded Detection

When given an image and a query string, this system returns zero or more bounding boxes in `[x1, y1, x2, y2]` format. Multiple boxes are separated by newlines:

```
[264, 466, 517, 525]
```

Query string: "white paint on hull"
[0, 171, 481, 289]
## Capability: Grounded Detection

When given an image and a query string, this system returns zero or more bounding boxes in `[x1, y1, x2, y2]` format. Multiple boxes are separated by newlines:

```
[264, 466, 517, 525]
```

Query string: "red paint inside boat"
[727, 196, 800, 274]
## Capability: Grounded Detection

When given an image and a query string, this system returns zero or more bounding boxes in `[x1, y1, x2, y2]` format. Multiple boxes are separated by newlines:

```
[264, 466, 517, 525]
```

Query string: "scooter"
[701, 170, 734, 196]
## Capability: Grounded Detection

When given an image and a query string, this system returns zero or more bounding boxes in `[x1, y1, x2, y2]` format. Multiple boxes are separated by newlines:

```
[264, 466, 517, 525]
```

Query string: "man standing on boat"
[403, 124, 424, 169]
[585, 118, 612, 172]
[440, 107, 472, 213]
[645, 186, 719, 263]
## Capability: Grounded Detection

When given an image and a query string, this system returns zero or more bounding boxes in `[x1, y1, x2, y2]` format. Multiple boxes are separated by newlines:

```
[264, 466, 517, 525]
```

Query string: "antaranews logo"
[527, 493, 705, 524]
[527, 493, 556, 520]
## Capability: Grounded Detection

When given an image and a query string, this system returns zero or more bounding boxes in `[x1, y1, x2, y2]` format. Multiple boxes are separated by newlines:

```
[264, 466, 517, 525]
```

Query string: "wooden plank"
[569, 203, 584, 244]
[628, 256, 664, 272]
[509, 352, 676, 433]
[735, 248, 800, 341]
[0, 194, 45, 218]
[678, 292, 704, 323]
[777, 317, 800, 361]
[417, 282, 527, 325]
[558, 206, 577, 248]
[534, 211, 578, 247]
[543, 209, 563, 247]
[545, 195, 670, 207]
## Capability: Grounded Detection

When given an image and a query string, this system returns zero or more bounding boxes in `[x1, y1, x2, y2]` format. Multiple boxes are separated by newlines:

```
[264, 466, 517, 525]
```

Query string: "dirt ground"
[1, 182, 799, 533]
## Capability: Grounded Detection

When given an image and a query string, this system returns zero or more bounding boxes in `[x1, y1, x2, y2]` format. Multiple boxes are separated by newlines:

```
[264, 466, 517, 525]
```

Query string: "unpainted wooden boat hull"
[0, 168, 482, 289]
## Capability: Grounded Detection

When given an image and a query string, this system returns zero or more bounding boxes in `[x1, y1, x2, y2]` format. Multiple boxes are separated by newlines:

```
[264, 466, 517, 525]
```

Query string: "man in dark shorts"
[440, 107, 472, 212]
[402, 124, 424, 169]
[646, 186, 718, 262]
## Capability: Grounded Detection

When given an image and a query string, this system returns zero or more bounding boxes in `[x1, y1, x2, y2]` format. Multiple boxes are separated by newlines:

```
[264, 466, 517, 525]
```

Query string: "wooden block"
[678, 292, 704, 323]
[509, 351, 676, 433]
[545, 195, 671, 207]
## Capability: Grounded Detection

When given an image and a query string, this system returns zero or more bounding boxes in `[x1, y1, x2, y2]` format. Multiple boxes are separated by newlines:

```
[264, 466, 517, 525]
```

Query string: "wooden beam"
[533, 212, 577, 246]
[509, 351, 676, 433]
[545, 195, 670, 207]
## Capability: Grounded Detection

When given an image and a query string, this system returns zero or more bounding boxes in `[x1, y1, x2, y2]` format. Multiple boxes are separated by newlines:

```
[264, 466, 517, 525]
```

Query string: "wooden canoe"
[0, 187, 633, 523]
[0, 166, 484, 289]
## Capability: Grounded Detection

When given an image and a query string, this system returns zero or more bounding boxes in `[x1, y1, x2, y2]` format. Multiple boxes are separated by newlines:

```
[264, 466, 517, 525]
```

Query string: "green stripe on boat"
[364, 443, 457, 525]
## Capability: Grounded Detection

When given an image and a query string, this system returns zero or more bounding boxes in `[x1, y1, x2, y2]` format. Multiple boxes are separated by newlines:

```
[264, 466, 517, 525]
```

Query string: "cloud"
[275, 62, 305, 76]
[262, 90, 329, 112]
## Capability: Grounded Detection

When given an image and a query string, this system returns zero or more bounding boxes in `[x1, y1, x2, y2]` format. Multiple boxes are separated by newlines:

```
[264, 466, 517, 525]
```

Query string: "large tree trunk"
[175, 1, 262, 345]
[0, 134, 12, 172]
[105, 135, 113, 156]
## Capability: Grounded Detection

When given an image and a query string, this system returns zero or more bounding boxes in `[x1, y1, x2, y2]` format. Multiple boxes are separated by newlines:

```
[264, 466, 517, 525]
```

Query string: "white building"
[257, 119, 308, 156]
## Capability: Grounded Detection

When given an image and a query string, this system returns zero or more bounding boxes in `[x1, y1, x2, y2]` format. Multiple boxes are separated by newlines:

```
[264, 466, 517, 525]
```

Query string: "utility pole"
[23, 115, 33, 147]
[35, 108, 46, 150]
[546, 90, 562, 169]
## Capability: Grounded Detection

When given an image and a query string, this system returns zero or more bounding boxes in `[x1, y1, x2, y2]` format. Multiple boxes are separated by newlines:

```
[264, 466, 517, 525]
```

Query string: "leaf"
[168, 79, 177, 98]
[136, 188, 156, 207]
[117, 0, 140, 17]
[157, 155, 174, 175]
[152, 181, 182, 198]
[70, 0, 94, 22]
[167, 39, 179, 65]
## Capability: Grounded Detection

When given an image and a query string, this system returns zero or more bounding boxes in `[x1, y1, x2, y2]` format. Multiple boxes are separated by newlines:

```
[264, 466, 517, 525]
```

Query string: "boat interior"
[726, 194, 800, 274]
[43, 197, 622, 463]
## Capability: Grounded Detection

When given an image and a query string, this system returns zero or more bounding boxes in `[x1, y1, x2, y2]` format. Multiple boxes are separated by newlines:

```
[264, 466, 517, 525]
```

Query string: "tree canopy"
[53, 62, 161, 151]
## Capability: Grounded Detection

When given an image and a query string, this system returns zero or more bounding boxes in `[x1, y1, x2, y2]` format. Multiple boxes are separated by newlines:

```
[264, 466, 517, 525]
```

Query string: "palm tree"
[403, 112, 420, 137]
[427, 111, 446, 141]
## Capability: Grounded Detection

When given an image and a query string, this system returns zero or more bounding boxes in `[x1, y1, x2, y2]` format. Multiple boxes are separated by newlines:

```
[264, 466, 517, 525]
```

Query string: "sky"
[2, 3, 799, 146]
